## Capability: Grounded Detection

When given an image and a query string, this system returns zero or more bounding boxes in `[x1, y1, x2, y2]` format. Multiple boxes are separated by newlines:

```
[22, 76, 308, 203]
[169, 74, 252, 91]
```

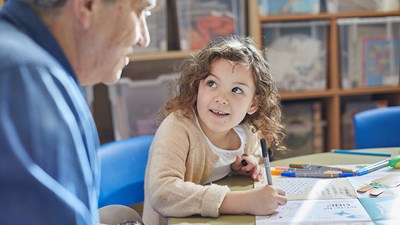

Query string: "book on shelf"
[175, 0, 246, 51]
[346, 25, 386, 88]
[362, 36, 398, 87]
[341, 100, 388, 149]
[341, 19, 400, 89]
[312, 101, 324, 153]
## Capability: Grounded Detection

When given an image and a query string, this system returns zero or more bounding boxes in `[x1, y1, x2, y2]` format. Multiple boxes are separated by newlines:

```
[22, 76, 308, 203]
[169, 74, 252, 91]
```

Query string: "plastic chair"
[98, 135, 154, 208]
[353, 106, 400, 149]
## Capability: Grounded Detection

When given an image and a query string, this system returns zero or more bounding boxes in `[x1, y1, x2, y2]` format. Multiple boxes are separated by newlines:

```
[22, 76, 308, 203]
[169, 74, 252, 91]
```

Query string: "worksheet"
[271, 177, 357, 200]
[346, 167, 400, 198]
[359, 196, 400, 222]
[256, 199, 373, 225]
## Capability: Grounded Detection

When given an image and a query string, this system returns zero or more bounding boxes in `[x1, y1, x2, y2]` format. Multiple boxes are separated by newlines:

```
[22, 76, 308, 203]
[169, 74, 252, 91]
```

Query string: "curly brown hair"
[160, 36, 285, 151]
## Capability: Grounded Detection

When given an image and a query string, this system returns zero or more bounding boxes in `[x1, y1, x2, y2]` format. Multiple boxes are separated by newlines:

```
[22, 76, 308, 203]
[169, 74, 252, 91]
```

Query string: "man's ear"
[247, 96, 260, 115]
[72, 0, 94, 29]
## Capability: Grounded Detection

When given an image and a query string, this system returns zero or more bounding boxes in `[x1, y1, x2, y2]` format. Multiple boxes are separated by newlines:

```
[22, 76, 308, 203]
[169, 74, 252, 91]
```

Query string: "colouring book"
[256, 199, 372, 225]
[256, 165, 399, 224]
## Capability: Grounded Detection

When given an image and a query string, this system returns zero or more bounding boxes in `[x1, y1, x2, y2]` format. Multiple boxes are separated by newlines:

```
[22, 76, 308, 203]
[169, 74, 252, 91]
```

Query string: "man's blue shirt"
[0, 1, 100, 224]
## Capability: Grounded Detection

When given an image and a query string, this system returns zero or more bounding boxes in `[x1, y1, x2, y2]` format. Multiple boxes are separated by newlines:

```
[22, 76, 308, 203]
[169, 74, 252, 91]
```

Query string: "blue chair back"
[98, 135, 154, 208]
[353, 106, 400, 149]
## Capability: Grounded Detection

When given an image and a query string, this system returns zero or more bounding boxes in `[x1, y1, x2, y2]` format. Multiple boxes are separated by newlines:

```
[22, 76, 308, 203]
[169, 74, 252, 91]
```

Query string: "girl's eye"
[232, 87, 243, 94]
[207, 81, 217, 88]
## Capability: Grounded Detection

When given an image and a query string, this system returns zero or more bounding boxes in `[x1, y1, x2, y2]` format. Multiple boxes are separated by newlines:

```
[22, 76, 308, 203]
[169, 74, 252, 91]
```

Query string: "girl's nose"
[215, 96, 228, 105]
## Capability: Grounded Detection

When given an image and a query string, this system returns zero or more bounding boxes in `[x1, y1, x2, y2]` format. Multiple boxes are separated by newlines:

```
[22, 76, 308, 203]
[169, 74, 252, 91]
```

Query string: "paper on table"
[359, 196, 400, 222]
[346, 166, 400, 198]
[271, 177, 357, 200]
[256, 199, 373, 225]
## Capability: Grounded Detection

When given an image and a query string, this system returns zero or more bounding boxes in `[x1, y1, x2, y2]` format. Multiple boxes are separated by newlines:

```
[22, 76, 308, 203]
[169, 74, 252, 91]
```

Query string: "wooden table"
[169, 147, 400, 224]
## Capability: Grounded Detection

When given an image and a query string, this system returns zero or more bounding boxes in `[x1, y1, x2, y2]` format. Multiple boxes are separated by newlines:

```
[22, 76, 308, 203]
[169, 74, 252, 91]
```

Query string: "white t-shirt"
[195, 115, 247, 184]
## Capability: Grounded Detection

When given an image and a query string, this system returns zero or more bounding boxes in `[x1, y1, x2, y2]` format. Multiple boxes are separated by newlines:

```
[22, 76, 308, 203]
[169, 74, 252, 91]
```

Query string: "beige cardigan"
[142, 111, 262, 225]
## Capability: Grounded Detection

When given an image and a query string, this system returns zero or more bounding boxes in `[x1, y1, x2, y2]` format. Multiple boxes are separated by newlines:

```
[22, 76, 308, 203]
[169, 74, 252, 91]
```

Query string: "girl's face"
[196, 58, 259, 137]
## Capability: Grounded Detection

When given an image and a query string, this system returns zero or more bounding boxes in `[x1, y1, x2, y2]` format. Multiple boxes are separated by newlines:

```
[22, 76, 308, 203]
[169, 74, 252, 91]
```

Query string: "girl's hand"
[245, 185, 287, 215]
[231, 155, 262, 181]
[219, 185, 287, 215]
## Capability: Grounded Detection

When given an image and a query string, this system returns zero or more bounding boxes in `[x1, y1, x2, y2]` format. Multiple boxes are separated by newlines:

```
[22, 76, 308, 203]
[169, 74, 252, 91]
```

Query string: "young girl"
[143, 36, 287, 225]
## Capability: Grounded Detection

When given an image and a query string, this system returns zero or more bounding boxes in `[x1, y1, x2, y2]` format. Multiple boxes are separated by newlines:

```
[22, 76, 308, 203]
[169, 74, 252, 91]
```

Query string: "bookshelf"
[92, 0, 400, 152]
[254, 3, 400, 151]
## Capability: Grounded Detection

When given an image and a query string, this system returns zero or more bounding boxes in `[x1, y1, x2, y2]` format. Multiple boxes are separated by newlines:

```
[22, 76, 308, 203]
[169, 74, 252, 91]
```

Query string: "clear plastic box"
[108, 74, 178, 140]
[280, 101, 325, 158]
[258, 0, 320, 16]
[326, 0, 400, 13]
[338, 16, 400, 89]
[262, 20, 329, 92]
[175, 0, 246, 50]
[132, 0, 167, 54]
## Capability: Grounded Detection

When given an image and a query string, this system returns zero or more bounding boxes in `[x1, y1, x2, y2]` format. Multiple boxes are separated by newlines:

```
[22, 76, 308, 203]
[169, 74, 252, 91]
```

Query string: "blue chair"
[98, 135, 154, 208]
[353, 106, 400, 149]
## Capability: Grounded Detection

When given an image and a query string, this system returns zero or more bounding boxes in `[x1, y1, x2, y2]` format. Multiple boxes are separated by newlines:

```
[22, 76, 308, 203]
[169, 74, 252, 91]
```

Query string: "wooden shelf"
[257, 6, 400, 151]
[129, 50, 196, 62]
[339, 86, 400, 96]
[280, 90, 336, 100]
[260, 10, 400, 22]
[280, 87, 400, 100]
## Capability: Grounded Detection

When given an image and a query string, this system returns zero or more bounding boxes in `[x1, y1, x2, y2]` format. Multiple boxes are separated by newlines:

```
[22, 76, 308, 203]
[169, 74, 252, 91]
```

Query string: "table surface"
[169, 147, 400, 224]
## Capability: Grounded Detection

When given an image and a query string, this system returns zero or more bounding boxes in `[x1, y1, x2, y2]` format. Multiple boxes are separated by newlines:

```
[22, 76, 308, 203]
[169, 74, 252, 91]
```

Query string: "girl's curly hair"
[160, 36, 285, 151]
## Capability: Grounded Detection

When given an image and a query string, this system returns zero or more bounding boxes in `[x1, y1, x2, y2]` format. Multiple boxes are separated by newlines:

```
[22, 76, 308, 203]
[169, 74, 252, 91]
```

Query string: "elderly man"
[0, 0, 155, 224]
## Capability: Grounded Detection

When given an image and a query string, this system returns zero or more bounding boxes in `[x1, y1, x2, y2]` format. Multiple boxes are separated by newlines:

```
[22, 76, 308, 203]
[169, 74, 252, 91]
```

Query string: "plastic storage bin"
[258, 0, 320, 16]
[280, 101, 325, 158]
[175, 0, 246, 50]
[108, 74, 178, 140]
[326, 0, 400, 13]
[338, 16, 400, 89]
[132, 0, 167, 54]
[262, 20, 329, 92]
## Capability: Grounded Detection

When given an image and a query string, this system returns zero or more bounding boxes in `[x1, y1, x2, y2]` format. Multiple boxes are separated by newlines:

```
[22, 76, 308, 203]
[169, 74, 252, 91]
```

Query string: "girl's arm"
[146, 115, 229, 218]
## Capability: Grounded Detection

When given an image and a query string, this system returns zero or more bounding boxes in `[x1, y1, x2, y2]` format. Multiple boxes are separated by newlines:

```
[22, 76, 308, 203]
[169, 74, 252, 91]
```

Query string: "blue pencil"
[331, 149, 391, 157]
[356, 159, 390, 176]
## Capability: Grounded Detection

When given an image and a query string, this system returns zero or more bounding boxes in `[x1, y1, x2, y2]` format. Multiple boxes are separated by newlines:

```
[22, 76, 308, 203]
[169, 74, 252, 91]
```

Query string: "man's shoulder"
[0, 20, 54, 70]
